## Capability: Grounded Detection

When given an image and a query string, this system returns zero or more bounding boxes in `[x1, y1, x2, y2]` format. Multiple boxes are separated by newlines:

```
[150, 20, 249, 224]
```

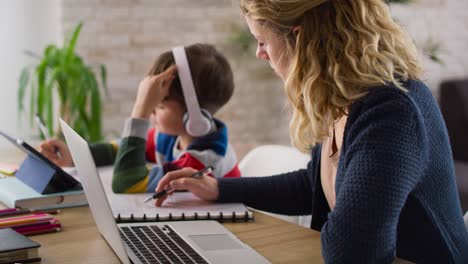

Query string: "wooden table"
[0, 150, 323, 263]
[28, 206, 323, 264]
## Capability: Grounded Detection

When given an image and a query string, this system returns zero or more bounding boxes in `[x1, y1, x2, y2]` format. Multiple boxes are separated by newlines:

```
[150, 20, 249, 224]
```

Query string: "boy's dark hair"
[147, 43, 234, 114]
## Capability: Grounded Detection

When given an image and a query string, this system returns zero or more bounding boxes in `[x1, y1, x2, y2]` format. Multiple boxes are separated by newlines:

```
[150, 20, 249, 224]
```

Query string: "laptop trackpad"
[189, 234, 244, 251]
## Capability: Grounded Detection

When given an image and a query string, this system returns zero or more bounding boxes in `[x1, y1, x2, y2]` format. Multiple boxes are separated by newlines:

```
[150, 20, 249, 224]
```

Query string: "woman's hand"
[131, 65, 177, 119]
[154, 167, 220, 207]
[38, 139, 73, 167]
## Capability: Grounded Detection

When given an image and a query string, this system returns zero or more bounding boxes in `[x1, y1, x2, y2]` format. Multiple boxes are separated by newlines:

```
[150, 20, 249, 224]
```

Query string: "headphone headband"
[172, 46, 213, 137]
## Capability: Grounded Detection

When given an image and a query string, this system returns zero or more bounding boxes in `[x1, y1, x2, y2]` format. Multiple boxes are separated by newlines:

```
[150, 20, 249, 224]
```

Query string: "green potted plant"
[18, 22, 107, 142]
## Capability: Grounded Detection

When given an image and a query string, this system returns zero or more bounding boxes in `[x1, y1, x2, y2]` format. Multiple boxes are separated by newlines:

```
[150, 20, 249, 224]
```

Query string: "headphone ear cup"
[183, 109, 215, 136]
[200, 109, 216, 134]
[183, 112, 190, 127]
[199, 109, 213, 122]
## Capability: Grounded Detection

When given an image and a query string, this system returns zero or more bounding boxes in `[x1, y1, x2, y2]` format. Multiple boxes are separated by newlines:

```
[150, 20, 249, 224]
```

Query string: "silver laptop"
[60, 119, 270, 264]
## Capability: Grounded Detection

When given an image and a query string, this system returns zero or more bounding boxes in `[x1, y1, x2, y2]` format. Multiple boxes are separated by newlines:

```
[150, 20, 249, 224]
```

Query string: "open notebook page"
[96, 167, 251, 221]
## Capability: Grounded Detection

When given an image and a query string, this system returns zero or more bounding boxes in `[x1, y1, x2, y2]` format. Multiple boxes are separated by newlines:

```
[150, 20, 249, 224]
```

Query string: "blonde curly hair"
[240, 0, 423, 152]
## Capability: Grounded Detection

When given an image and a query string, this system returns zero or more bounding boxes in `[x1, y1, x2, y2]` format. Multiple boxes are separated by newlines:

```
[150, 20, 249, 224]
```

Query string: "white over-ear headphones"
[172, 46, 215, 137]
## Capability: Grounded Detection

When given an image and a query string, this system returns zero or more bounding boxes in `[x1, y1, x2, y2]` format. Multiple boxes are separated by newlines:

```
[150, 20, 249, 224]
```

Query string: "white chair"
[239, 144, 312, 227]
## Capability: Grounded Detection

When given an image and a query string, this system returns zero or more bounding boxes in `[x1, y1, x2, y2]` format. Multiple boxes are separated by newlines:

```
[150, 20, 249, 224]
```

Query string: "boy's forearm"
[112, 136, 149, 193]
[89, 141, 118, 166]
[112, 118, 151, 193]
[88, 117, 148, 167]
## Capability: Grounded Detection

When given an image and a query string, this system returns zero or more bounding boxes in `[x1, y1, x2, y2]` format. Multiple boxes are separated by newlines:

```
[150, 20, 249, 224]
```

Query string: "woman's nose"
[256, 45, 269, 60]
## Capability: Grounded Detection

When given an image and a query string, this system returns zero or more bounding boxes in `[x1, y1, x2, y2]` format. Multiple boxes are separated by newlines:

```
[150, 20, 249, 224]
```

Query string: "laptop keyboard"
[120, 225, 209, 264]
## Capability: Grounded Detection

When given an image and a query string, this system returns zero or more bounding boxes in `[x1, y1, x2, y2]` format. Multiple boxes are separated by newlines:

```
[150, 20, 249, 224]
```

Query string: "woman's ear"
[292, 26, 301, 36]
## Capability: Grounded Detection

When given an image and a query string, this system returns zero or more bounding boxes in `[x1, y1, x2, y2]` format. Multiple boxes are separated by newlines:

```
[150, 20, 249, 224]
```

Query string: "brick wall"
[61, 0, 468, 158]
[62, 0, 289, 158]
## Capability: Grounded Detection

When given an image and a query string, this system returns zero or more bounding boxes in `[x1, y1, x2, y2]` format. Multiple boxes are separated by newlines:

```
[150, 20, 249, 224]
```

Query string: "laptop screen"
[60, 119, 131, 264]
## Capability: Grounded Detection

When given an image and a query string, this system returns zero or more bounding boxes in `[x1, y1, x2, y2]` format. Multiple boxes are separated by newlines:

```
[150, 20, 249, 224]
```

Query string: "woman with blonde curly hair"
[155, 0, 468, 262]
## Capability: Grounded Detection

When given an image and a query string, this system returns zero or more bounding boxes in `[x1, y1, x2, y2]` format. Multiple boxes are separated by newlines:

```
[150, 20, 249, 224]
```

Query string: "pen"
[35, 114, 50, 139]
[143, 166, 214, 203]
[35, 114, 62, 159]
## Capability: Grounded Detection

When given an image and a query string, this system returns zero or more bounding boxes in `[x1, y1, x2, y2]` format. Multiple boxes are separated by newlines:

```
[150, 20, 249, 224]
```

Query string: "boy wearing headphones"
[39, 43, 241, 194]
[111, 43, 241, 193]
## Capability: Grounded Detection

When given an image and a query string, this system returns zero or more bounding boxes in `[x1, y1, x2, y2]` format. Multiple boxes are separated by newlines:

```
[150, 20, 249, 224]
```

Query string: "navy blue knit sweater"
[218, 80, 468, 263]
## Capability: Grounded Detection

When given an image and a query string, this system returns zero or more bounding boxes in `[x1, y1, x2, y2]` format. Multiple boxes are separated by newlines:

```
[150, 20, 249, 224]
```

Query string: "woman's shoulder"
[349, 79, 433, 118]
[343, 80, 433, 162]
[345, 80, 434, 145]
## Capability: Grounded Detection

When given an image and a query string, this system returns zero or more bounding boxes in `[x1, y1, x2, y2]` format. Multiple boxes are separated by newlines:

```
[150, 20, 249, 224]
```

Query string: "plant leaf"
[88, 70, 102, 141]
[44, 68, 59, 137]
[65, 22, 83, 63]
[100, 64, 109, 99]
[29, 81, 36, 127]
[18, 67, 30, 115]
[35, 61, 47, 118]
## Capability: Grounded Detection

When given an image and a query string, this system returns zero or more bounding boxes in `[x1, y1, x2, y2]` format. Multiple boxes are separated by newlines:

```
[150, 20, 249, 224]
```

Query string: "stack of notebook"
[0, 177, 87, 210]
[0, 228, 41, 264]
[0, 208, 61, 236]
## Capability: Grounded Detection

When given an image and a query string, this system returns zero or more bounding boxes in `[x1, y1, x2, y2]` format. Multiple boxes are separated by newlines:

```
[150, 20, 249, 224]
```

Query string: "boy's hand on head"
[131, 65, 177, 119]
[38, 139, 74, 167]
[154, 167, 219, 207]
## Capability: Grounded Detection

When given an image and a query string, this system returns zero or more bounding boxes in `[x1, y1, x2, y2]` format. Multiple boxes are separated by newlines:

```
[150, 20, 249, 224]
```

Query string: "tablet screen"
[0, 130, 82, 191]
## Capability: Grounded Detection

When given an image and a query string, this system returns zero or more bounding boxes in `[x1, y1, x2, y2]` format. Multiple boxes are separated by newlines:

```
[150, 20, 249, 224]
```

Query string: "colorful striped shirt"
[90, 118, 240, 194]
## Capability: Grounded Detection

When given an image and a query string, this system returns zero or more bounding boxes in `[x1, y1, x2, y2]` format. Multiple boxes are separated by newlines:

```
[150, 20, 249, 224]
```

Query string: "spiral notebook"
[96, 167, 253, 223]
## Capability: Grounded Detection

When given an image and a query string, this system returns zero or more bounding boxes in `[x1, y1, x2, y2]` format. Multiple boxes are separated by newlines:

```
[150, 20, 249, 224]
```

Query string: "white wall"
[0, 0, 61, 153]
[390, 0, 468, 97]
